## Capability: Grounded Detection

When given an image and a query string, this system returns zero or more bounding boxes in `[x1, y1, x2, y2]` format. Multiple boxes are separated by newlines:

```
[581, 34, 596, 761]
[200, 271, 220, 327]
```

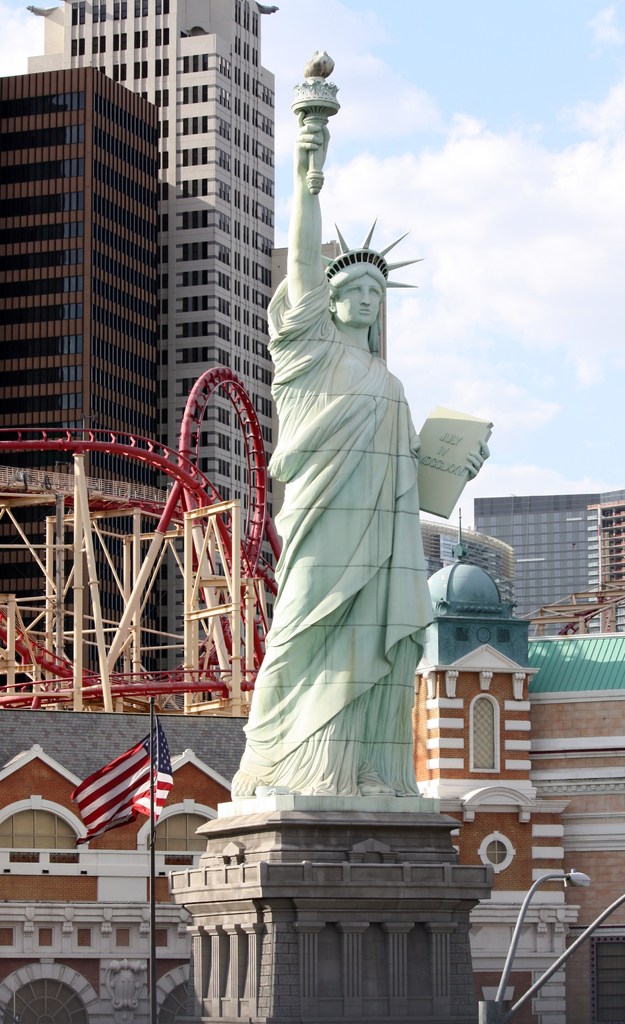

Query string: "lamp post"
[479, 869, 591, 1024]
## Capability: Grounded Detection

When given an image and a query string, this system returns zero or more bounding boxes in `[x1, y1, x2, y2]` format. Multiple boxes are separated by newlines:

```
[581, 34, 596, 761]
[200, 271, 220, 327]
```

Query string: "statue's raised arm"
[287, 52, 340, 306]
[287, 118, 328, 304]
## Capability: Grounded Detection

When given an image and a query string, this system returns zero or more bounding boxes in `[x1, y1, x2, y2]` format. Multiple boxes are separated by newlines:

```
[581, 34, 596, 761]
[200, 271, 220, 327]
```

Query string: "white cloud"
[313, 116, 625, 392]
[568, 78, 625, 138]
[385, 291, 563, 440]
[588, 5, 625, 47]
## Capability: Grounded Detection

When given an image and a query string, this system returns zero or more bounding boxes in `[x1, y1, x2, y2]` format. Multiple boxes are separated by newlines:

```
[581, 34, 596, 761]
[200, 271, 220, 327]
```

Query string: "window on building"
[10, 979, 88, 1023]
[159, 982, 188, 1023]
[470, 695, 499, 771]
[478, 831, 516, 873]
[593, 937, 625, 1023]
[0, 809, 77, 849]
[154, 812, 209, 852]
[485, 839, 507, 865]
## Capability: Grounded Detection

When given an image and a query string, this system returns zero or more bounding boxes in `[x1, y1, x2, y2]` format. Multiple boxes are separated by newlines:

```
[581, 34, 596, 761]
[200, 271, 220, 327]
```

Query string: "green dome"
[428, 561, 504, 617]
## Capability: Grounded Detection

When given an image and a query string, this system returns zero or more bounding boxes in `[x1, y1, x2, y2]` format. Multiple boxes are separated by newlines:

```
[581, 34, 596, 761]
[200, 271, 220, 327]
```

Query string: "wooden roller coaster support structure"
[0, 367, 280, 710]
[127, 508, 144, 681]
[181, 499, 267, 716]
[74, 454, 112, 711]
[43, 493, 66, 666]
[1, 595, 17, 693]
[185, 500, 239, 715]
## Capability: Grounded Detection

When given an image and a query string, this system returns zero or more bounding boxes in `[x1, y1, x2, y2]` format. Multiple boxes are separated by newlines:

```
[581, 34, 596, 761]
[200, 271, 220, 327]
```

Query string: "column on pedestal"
[207, 925, 227, 1018]
[382, 922, 413, 1016]
[222, 924, 244, 1017]
[427, 922, 457, 1018]
[337, 922, 369, 1017]
[240, 922, 264, 1017]
[188, 926, 208, 1018]
[293, 921, 325, 1016]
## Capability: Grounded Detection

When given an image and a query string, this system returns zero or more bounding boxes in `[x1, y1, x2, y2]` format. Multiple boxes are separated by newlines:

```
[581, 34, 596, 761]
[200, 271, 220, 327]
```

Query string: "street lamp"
[479, 868, 591, 1024]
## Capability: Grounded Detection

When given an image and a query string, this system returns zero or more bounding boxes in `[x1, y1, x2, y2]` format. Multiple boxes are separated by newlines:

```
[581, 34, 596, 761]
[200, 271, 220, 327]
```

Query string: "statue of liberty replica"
[233, 53, 486, 800]
[172, 55, 491, 1024]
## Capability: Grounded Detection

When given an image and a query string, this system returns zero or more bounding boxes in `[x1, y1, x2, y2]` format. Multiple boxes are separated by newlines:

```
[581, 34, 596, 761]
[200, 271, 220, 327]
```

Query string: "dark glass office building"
[0, 67, 158, 473]
[475, 489, 625, 619]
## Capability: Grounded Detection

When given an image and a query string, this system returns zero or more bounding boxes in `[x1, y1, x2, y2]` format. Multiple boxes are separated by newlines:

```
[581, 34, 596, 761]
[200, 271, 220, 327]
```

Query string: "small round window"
[478, 832, 515, 873]
[485, 839, 508, 865]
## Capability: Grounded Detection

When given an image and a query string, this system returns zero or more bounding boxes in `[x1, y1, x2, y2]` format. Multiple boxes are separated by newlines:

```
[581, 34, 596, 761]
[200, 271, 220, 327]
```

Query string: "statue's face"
[330, 272, 384, 329]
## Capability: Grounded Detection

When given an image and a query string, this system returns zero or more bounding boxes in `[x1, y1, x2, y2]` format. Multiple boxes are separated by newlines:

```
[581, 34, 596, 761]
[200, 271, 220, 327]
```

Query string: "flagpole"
[149, 696, 157, 1024]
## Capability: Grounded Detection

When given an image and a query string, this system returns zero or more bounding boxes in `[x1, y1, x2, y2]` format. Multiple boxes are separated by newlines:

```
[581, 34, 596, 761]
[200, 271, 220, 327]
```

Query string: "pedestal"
[170, 795, 492, 1023]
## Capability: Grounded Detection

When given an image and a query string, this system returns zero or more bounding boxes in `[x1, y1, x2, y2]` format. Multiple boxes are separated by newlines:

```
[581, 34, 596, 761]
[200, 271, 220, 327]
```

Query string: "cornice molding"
[536, 779, 625, 796]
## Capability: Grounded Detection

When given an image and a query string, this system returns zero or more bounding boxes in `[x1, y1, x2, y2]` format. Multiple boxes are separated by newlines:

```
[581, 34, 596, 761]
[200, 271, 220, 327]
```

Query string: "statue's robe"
[234, 279, 433, 796]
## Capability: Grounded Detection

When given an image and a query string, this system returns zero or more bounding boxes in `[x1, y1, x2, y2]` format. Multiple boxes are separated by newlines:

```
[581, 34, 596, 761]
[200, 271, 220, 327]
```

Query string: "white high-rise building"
[28, 0, 276, 654]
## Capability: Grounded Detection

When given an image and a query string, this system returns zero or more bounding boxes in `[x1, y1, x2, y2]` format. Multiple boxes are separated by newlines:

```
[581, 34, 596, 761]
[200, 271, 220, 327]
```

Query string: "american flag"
[71, 721, 173, 845]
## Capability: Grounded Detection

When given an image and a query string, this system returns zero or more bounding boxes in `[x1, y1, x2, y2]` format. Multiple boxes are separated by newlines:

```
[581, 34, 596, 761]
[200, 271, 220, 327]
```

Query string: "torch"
[291, 51, 340, 195]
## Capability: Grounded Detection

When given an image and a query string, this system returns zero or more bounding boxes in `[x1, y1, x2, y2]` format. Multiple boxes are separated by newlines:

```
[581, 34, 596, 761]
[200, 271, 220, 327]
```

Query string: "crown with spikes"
[323, 220, 421, 288]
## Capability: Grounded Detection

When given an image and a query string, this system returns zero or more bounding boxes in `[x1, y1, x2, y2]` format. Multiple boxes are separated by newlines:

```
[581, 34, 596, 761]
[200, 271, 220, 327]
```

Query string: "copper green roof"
[428, 561, 507, 617]
[528, 634, 625, 693]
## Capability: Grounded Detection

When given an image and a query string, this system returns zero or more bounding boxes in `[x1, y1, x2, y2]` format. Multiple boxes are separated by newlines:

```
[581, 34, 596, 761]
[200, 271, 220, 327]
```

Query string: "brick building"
[529, 633, 625, 1024]
[0, 712, 245, 1023]
[415, 556, 625, 1023]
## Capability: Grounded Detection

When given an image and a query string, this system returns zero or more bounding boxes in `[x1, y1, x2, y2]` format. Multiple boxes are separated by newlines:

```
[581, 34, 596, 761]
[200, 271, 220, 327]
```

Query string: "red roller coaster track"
[0, 368, 280, 710]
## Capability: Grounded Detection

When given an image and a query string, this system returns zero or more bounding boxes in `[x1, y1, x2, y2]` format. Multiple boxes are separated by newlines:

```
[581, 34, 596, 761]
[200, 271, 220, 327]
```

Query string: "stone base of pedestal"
[170, 795, 492, 1023]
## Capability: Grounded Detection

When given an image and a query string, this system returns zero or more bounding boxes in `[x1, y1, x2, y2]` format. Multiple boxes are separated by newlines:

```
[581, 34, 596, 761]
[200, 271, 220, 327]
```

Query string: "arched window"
[470, 695, 499, 771]
[154, 812, 208, 852]
[4, 978, 87, 1023]
[159, 981, 188, 1022]
[0, 809, 76, 849]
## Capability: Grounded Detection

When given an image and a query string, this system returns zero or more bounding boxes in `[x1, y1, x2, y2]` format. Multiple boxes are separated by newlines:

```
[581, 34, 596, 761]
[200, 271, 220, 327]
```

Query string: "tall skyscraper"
[28, 0, 276, 510]
[474, 489, 625, 620]
[0, 67, 158, 468]
[587, 498, 625, 590]
[0, 67, 159, 617]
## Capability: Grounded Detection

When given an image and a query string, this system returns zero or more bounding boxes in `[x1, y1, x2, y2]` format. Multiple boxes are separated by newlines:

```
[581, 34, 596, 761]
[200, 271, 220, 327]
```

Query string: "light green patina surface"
[529, 634, 625, 692]
[232, 57, 488, 799]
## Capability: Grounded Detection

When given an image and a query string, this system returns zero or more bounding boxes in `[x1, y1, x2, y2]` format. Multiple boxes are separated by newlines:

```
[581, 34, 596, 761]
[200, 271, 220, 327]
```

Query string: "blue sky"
[2, 0, 625, 523]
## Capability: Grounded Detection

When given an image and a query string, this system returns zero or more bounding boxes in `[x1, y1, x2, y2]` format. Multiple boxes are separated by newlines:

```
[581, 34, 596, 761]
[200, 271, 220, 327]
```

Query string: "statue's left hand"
[465, 442, 490, 480]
